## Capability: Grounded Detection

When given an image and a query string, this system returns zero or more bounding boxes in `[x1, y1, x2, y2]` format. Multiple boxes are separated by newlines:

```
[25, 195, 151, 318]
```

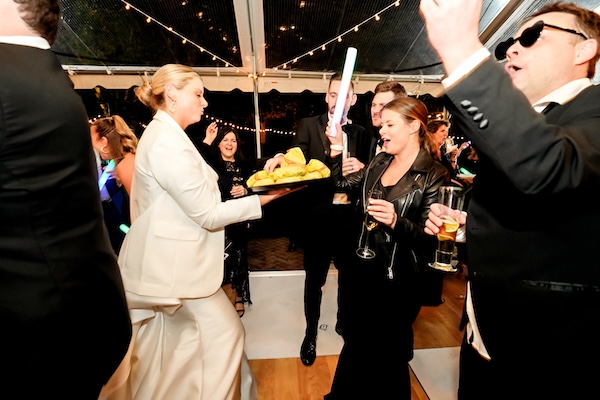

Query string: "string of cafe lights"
[205, 115, 295, 136]
[120, 0, 244, 73]
[274, 1, 402, 71]
[119, 0, 403, 76]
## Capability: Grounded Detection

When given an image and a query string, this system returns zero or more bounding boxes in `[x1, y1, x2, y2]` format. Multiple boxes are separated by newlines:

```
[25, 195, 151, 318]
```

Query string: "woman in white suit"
[105, 64, 293, 400]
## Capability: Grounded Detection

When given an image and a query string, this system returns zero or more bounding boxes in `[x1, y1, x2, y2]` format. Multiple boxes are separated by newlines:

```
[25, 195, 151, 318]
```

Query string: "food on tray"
[272, 164, 307, 179]
[306, 159, 330, 178]
[246, 147, 330, 188]
[275, 176, 303, 184]
[281, 147, 306, 167]
[253, 178, 276, 186]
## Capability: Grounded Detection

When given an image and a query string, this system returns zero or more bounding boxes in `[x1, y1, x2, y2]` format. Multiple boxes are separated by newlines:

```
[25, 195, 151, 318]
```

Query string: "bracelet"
[330, 144, 344, 151]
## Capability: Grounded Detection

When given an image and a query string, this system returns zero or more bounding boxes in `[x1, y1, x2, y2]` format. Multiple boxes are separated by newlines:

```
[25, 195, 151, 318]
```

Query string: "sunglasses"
[495, 20, 588, 60]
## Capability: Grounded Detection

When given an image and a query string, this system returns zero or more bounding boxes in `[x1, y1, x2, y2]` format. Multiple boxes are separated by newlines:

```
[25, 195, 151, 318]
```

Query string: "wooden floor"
[249, 273, 467, 400]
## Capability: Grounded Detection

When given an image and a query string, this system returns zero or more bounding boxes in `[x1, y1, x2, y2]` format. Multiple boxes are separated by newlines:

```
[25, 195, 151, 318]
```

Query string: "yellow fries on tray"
[247, 147, 331, 188]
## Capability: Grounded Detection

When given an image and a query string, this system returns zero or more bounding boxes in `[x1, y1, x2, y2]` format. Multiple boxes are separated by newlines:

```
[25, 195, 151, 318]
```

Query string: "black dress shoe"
[300, 334, 317, 366]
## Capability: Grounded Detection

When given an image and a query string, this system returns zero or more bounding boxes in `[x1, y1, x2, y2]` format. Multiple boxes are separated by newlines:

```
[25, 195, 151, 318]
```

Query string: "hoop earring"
[169, 99, 177, 113]
[101, 145, 109, 154]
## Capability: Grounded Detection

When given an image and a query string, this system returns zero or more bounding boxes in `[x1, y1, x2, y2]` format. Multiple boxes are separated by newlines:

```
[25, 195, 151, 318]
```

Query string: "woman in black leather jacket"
[324, 97, 449, 399]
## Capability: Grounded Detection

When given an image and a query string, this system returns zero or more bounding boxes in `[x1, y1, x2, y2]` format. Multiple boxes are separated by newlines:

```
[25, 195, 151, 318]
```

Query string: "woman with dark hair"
[202, 125, 254, 317]
[325, 96, 449, 399]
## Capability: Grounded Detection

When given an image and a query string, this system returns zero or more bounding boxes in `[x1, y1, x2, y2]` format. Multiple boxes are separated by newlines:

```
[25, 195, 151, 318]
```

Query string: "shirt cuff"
[442, 48, 491, 88]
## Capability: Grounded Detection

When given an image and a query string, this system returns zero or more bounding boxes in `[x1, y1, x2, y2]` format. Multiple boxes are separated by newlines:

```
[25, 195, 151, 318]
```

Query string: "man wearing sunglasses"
[420, 1, 600, 399]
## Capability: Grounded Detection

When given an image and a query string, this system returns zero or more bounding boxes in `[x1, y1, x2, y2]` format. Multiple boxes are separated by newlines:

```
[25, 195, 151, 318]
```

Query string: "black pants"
[302, 203, 352, 336]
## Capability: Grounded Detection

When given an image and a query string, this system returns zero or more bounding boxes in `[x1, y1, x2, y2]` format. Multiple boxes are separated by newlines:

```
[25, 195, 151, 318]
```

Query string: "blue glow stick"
[98, 159, 116, 190]
[330, 47, 357, 138]
[119, 224, 130, 234]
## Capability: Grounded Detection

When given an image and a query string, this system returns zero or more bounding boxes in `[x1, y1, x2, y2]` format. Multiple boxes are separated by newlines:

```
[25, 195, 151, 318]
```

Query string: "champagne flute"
[356, 189, 383, 259]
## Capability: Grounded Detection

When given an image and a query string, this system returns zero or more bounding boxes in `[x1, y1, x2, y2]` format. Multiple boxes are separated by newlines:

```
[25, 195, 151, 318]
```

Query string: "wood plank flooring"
[249, 273, 467, 400]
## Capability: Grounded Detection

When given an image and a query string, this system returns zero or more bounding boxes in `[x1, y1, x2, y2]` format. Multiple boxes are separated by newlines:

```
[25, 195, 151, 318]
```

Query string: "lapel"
[366, 149, 435, 201]
[317, 114, 330, 154]
[153, 110, 218, 182]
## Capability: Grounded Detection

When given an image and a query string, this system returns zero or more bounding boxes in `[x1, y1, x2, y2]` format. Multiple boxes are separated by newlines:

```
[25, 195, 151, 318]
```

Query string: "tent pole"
[252, 66, 261, 159]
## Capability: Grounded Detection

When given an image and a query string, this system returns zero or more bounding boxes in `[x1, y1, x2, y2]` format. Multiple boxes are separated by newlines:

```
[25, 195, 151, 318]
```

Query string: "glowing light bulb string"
[119, 0, 403, 75]
[120, 1, 242, 72]
[274, 1, 402, 71]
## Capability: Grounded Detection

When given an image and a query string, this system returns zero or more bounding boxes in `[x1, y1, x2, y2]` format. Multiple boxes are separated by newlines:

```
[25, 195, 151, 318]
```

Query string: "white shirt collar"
[328, 113, 348, 126]
[532, 78, 592, 113]
[0, 36, 50, 49]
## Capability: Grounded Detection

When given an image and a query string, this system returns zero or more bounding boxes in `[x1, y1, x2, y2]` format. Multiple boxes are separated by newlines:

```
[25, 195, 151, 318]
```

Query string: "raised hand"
[203, 121, 218, 145]
[419, 0, 484, 75]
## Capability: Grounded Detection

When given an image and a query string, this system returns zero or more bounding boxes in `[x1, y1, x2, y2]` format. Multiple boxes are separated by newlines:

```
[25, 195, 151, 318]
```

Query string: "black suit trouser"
[302, 202, 352, 336]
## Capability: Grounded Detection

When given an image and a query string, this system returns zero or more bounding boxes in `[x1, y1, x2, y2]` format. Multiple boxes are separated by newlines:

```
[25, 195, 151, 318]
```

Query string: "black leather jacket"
[331, 149, 449, 280]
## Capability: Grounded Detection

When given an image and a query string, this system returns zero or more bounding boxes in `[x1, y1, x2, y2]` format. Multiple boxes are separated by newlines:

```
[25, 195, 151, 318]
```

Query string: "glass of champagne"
[356, 189, 383, 260]
[430, 186, 465, 272]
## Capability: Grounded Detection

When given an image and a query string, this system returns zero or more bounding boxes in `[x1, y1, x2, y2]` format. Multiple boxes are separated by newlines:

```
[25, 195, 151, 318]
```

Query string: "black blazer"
[293, 113, 370, 167]
[0, 43, 131, 383]
[444, 59, 600, 369]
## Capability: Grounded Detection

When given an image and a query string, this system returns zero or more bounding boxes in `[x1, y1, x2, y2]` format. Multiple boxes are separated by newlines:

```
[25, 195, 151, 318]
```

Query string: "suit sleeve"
[445, 59, 600, 195]
[148, 129, 261, 230]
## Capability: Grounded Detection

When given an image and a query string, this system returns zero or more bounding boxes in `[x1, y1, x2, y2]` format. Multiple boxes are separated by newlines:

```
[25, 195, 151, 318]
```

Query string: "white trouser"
[102, 288, 244, 400]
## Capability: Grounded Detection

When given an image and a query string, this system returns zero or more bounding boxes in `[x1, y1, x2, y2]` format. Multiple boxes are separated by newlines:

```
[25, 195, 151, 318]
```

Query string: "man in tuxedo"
[0, 1, 131, 398]
[421, 1, 600, 398]
[265, 73, 369, 366]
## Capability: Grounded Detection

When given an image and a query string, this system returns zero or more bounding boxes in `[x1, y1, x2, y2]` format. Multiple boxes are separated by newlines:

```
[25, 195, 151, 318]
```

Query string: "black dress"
[220, 160, 252, 303]
[198, 141, 254, 304]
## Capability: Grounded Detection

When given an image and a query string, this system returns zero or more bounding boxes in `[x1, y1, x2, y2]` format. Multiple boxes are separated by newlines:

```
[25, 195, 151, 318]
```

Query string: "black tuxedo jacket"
[445, 59, 600, 375]
[293, 113, 370, 166]
[282, 114, 368, 240]
[0, 43, 131, 386]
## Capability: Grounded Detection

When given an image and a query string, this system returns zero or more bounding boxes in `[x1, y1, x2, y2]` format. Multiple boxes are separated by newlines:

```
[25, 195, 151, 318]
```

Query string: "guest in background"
[0, 0, 131, 398]
[368, 80, 408, 159]
[201, 125, 254, 317]
[427, 119, 469, 192]
[426, 119, 458, 173]
[264, 72, 370, 367]
[421, 0, 600, 398]
[90, 115, 138, 195]
[90, 115, 138, 253]
[105, 63, 295, 400]
[325, 97, 449, 399]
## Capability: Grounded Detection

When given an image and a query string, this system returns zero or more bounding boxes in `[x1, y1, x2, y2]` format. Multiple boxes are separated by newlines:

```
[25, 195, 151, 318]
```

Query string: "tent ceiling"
[55, 0, 600, 93]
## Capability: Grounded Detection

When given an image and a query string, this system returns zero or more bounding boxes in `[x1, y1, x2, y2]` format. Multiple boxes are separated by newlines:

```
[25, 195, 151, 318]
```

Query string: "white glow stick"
[330, 47, 357, 138]
[98, 159, 116, 190]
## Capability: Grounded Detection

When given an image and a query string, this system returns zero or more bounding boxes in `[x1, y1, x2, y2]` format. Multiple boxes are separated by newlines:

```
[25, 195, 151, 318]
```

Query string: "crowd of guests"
[3, 0, 600, 399]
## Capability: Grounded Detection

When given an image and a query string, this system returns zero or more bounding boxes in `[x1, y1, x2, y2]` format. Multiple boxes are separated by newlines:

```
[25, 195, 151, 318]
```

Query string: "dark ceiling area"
[53, 0, 600, 82]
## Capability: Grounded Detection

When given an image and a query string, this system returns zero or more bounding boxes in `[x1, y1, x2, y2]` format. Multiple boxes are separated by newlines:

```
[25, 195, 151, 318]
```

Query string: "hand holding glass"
[356, 189, 383, 259]
[430, 186, 465, 272]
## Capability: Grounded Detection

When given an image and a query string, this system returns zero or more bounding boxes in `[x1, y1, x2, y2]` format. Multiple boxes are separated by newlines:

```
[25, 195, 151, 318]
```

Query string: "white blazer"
[118, 110, 262, 298]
